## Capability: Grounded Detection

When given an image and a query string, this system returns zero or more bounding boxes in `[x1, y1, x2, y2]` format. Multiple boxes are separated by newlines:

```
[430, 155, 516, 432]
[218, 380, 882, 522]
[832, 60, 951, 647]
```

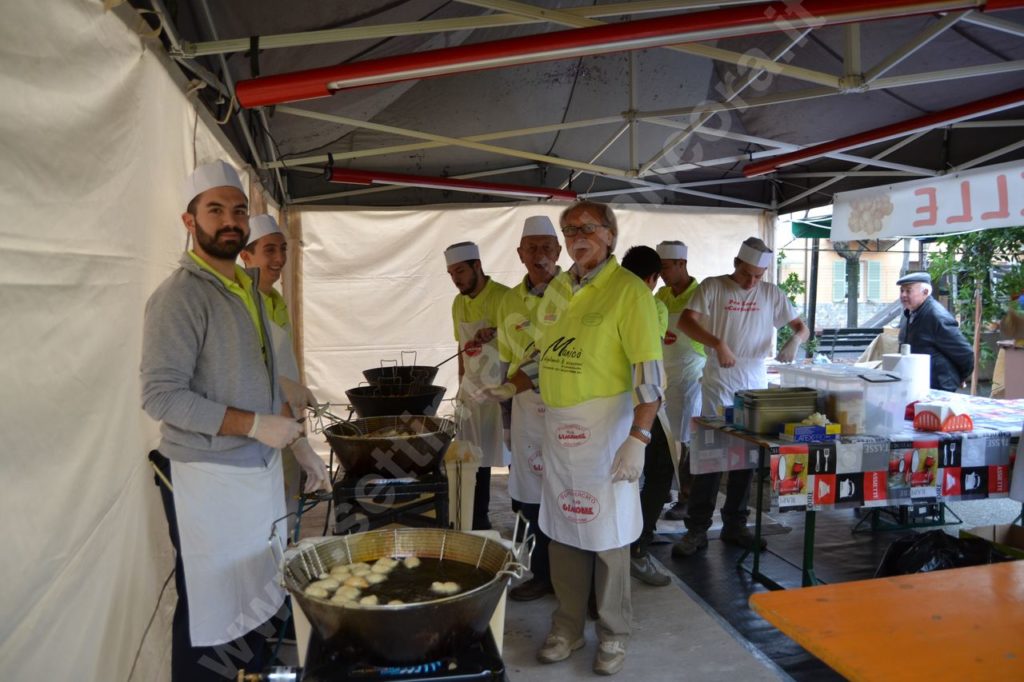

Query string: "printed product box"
[781, 423, 842, 442]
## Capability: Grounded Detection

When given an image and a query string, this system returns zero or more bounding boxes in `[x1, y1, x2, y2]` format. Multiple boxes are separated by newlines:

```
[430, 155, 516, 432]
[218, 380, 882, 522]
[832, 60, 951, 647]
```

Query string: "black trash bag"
[874, 530, 1012, 578]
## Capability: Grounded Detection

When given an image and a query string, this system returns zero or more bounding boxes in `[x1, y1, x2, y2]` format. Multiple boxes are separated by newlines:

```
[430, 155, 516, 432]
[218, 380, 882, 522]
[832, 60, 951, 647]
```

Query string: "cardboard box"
[781, 423, 841, 442]
[959, 524, 1024, 560]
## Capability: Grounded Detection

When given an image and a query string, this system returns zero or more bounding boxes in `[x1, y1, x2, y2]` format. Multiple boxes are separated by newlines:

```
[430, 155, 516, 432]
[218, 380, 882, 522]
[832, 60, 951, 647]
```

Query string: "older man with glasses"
[477, 201, 663, 675]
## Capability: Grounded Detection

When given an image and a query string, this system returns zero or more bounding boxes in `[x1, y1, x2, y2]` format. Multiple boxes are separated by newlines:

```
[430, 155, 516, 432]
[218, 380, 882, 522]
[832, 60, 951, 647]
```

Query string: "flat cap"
[896, 271, 931, 286]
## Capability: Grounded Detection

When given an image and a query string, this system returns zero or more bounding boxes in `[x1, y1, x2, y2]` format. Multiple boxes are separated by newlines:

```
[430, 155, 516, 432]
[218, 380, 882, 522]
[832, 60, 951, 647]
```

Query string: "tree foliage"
[776, 253, 815, 354]
[927, 227, 1024, 329]
[927, 227, 1024, 363]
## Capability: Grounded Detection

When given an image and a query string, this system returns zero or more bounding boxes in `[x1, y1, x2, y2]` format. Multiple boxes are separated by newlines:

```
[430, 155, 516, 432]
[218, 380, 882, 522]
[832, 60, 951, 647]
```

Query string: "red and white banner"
[831, 159, 1024, 241]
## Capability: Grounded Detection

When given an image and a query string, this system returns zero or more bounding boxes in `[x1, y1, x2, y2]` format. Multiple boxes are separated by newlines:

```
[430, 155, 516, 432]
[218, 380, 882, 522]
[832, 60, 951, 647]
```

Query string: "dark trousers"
[684, 467, 754, 533]
[634, 419, 674, 556]
[473, 466, 492, 529]
[150, 451, 274, 681]
[510, 498, 551, 583]
[676, 443, 694, 501]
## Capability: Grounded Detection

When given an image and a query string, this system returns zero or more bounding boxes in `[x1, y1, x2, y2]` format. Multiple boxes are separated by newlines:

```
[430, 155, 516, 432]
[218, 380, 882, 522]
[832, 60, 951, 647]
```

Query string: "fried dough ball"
[344, 575, 370, 589]
[429, 581, 461, 596]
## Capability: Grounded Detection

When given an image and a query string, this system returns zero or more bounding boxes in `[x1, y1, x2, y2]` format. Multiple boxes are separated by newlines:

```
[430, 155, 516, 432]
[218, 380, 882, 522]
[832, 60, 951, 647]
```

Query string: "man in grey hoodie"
[141, 161, 304, 681]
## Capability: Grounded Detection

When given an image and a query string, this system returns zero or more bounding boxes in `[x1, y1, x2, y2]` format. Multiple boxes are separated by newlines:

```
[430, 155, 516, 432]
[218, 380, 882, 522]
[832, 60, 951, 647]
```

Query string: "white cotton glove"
[775, 335, 801, 364]
[291, 437, 331, 494]
[610, 436, 646, 483]
[280, 376, 319, 416]
[472, 383, 517, 403]
[248, 413, 304, 449]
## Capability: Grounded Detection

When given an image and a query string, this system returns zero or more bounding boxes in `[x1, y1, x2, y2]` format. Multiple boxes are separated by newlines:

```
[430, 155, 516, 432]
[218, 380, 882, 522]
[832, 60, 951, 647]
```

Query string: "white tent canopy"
[0, 4, 765, 680]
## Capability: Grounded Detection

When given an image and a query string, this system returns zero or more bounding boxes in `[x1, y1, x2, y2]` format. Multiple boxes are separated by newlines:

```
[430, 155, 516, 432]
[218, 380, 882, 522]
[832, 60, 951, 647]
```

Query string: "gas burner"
[300, 629, 505, 681]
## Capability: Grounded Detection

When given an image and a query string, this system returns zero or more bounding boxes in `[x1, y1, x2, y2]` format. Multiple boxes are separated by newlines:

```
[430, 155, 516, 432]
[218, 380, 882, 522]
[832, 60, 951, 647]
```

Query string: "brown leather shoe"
[509, 577, 552, 602]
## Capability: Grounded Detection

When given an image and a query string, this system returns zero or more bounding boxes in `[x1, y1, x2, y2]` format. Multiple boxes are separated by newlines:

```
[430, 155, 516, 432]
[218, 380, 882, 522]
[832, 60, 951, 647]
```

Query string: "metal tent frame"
[129, 0, 1024, 210]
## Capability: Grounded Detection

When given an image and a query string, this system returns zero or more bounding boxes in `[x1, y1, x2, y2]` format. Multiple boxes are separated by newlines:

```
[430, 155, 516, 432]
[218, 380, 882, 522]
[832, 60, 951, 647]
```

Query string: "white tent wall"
[0, 3, 252, 680]
[298, 205, 770, 415]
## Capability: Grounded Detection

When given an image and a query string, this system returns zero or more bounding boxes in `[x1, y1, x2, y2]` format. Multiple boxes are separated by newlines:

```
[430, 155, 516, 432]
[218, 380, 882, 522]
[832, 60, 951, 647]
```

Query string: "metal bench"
[816, 327, 883, 361]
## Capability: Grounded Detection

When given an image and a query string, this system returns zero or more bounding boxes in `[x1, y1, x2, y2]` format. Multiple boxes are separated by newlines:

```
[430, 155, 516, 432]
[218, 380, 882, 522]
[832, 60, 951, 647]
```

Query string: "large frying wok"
[362, 365, 439, 387]
[345, 384, 446, 418]
[361, 349, 462, 388]
[281, 525, 531, 664]
[322, 415, 455, 478]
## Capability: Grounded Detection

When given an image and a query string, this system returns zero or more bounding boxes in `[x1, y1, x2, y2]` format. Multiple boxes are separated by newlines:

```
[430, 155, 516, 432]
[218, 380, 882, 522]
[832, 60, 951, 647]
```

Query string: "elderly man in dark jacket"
[897, 272, 974, 392]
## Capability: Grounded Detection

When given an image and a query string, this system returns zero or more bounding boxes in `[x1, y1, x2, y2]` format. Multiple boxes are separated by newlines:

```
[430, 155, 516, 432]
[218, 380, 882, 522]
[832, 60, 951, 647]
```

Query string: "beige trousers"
[549, 541, 631, 644]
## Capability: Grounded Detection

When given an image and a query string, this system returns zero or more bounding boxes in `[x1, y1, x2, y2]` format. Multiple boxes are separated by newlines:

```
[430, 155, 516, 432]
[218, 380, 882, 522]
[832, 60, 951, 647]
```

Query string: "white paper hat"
[522, 215, 557, 238]
[182, 161, 245, 208]
[657, 241, 688, 260]
[246, 214, 283, 246]
[444, 242, 480, 267]
[737, 241, 773, 268]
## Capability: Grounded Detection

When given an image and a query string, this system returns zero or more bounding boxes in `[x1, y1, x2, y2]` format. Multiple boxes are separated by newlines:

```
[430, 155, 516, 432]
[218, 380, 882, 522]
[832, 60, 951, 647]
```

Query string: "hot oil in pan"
[366, 558, 491, 603]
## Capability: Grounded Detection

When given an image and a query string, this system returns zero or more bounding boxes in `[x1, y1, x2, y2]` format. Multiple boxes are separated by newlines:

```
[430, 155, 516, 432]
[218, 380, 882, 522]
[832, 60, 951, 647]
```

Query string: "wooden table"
[750, 562, 1024, 680]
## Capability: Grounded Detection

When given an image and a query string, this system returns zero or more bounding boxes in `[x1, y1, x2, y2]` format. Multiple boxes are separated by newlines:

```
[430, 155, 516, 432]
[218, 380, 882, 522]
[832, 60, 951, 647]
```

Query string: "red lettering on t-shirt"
[724, 298, 760, 313]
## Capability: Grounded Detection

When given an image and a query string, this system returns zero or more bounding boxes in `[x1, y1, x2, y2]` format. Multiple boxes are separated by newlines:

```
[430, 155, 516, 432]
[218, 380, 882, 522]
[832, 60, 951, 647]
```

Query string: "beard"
[194, 216, 247, 260]
[457, 271, 480, 296]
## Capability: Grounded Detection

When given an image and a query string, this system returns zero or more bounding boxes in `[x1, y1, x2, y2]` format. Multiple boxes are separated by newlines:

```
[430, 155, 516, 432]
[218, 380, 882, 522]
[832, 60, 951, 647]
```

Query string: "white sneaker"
[594, 640, 626, 675]
[537, 633, 585, 663]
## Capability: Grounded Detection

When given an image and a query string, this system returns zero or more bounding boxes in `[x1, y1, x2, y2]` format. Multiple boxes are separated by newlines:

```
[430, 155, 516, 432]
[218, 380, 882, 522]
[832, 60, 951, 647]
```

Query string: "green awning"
[792, 217, 831, 239]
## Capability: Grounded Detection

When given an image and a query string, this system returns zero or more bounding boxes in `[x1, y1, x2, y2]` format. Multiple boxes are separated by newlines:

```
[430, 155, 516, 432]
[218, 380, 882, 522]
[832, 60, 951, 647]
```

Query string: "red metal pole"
[742, 88, 1024, 176]
[236, 0, 1024, 108]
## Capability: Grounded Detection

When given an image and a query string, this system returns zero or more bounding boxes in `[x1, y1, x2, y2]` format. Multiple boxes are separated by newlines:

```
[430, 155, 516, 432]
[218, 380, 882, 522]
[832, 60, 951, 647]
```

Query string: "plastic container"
[777, 365, 906, 434]
[734, 387, 819, 435]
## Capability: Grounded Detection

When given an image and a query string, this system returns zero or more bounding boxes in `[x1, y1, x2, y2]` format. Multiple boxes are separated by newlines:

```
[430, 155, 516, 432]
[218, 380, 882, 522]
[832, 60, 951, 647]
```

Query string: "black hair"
[622, 245, 661, 281]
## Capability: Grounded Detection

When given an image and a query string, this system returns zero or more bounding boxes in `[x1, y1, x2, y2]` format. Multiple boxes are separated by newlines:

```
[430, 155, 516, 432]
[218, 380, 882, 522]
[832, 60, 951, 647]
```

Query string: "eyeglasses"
[561, 223, 607, 237]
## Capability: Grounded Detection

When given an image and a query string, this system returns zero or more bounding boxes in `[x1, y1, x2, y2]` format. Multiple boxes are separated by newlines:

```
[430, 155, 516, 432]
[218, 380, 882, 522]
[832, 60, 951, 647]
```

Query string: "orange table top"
[750, 561, 1024, 681]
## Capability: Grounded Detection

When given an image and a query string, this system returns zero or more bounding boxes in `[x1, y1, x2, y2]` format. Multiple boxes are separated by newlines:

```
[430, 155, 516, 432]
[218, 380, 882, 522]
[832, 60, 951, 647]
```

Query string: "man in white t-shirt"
[672, 237, 808, 556]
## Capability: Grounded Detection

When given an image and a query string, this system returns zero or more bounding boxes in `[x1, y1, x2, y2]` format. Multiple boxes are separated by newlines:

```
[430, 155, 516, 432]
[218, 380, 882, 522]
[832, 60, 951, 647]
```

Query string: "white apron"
[170, 451, 288, 646]
[269, 321, 300, 384]
[456, 319, 508, 467]
[269, 321, 301, 533]
[539, 392, 642, 552]
[701, 355, 768, 416]
[508, 389, 546, 504]
[662, 310, 706, 444]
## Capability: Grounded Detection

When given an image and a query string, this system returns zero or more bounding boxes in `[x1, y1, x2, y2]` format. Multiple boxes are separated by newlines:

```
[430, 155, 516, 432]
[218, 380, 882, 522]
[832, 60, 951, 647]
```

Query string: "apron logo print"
[581, 312, 603, 326]
[528, 451, 544, 474]
[664, 331, 677, 345]
[514, 320, 530, 331]
[463, 340, 482, 357]
[558, 489, 600, 523]
[556, 423, 590, 447]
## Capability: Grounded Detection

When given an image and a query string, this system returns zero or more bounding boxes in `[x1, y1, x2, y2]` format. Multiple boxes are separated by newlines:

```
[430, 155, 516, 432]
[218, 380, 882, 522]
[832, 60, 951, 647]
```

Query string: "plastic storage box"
[733, 387, 819, 435]
[777, 365, 906, 434]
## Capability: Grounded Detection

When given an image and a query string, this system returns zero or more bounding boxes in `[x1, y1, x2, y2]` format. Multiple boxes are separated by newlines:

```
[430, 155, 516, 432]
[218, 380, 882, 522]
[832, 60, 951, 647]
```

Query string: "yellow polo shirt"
[261, 288, 291, 330]
[188, 251, 266, 350]
[656, 279, 706, 357]
[536, 257, 662, 408]
[451, 277, 510, 340]
[497, 276, 548, 376]
[655, 298, 668, 338]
